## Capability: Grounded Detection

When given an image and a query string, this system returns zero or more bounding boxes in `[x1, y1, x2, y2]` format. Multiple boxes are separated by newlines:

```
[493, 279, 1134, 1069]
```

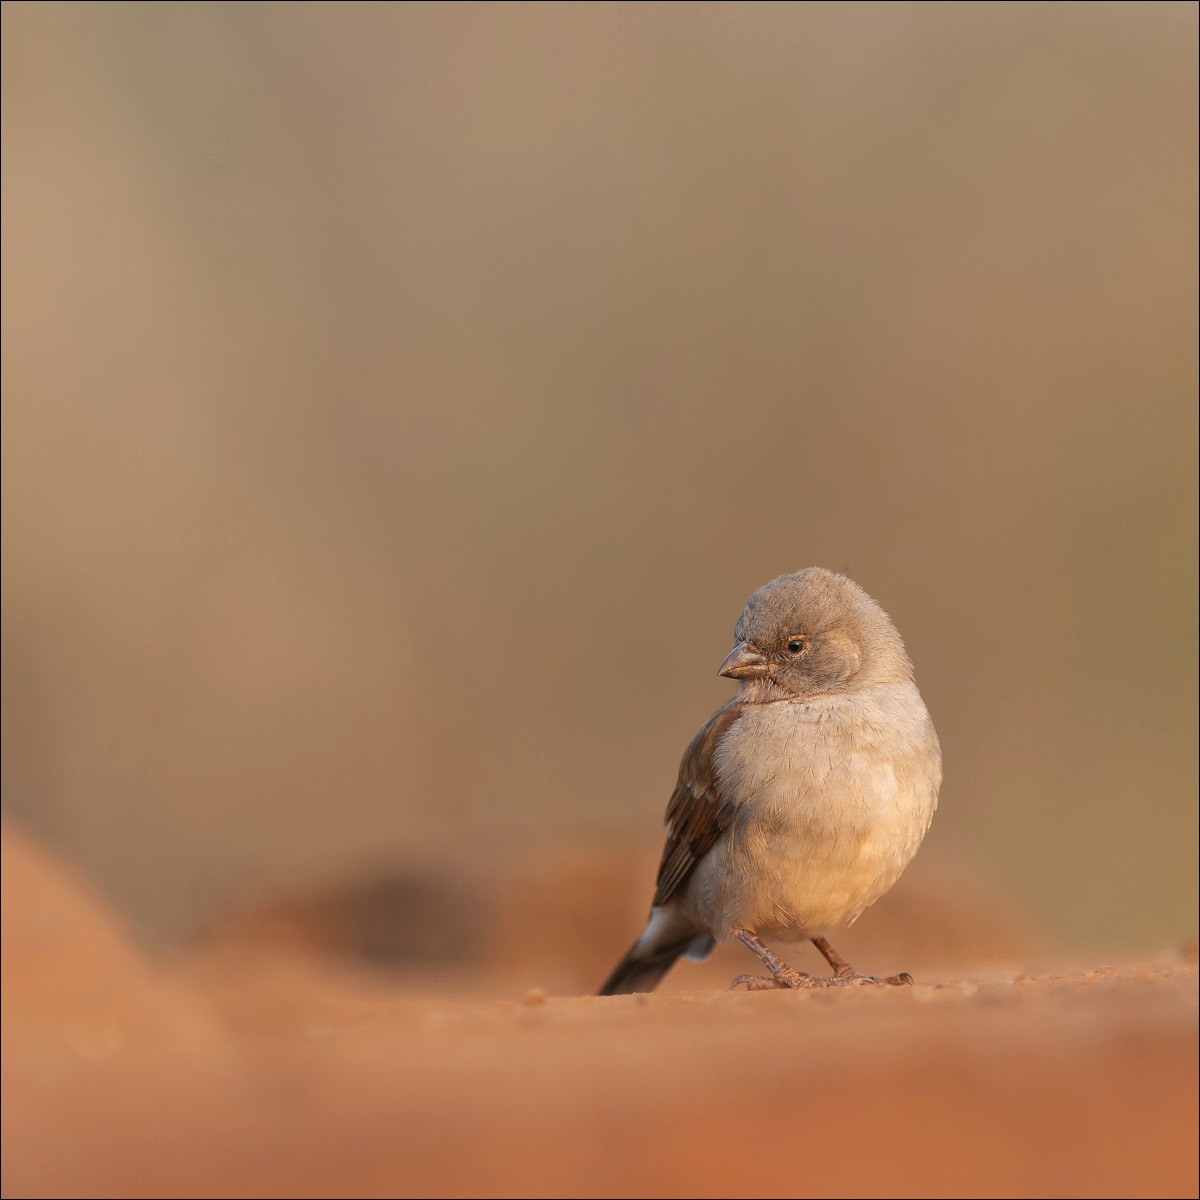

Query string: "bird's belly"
[678, 685, 941, 944]
[689, 787, 932, 941]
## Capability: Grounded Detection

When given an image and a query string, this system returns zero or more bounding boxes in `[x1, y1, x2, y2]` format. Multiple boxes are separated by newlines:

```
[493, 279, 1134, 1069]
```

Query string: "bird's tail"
[596, 932, 715, 996]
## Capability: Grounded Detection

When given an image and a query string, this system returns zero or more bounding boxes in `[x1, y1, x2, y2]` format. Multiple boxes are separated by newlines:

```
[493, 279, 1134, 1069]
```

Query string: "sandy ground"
[3, 823, 1196, 1199]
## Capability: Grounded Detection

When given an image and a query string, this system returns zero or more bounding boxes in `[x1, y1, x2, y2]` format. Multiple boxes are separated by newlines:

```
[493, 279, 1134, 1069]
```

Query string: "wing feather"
[651, 700, 743, 908]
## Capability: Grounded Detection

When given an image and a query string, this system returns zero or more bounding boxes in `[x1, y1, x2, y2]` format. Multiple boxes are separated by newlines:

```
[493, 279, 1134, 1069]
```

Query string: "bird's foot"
[810, 935, 914, 986]
[730, 966, 813, 991]
[731, 930, 815, 989]
[730, 968, 913, 990]
[731, 930, 916, 991]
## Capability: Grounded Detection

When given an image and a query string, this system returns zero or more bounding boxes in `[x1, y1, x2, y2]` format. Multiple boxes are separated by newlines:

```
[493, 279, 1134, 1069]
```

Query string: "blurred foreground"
[4, 821, 1196, 1199]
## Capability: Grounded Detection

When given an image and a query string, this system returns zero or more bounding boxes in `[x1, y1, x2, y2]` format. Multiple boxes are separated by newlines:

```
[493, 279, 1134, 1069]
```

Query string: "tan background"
[2, 1, 1196, 955]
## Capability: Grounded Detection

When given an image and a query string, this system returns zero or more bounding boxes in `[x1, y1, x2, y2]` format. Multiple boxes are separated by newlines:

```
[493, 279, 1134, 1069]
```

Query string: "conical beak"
[717, 642, 770, 679]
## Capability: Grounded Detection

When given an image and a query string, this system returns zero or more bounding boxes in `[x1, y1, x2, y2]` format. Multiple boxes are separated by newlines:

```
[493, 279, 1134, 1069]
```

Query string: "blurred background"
[2, 1, 1196, 969]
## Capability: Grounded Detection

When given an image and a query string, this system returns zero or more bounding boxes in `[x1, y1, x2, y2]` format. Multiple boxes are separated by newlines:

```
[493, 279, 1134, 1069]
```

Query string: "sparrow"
[598, 567, 942, 994]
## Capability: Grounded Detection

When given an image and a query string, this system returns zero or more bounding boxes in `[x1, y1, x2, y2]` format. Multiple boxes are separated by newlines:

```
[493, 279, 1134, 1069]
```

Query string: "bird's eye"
[786, 636, 808, 655]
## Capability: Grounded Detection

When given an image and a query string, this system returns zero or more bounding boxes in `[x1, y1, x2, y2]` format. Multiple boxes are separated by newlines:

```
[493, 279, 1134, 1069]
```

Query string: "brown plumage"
[652, 700, 742, 909]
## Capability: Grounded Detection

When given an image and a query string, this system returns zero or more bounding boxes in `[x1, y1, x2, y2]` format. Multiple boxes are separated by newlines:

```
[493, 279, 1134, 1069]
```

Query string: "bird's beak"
[718, 642, 771, 679]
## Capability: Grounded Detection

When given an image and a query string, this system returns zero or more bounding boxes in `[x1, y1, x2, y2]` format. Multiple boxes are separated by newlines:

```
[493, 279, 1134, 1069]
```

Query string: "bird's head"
[718, 567, 913, 702]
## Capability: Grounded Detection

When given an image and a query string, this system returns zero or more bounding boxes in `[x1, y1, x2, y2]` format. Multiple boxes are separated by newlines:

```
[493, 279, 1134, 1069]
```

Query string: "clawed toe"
[730, 967, 813, 990]
[730, 974, 781, 991]
[831, 970, 915, 987]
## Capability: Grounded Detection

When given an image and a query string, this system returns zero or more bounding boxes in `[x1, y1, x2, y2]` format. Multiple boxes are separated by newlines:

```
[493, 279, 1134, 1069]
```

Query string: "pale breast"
[689, 683, 941, 940]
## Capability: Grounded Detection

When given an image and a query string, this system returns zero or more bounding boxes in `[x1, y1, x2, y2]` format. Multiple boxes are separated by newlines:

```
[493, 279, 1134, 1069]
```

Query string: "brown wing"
[652, 699, 744, 908]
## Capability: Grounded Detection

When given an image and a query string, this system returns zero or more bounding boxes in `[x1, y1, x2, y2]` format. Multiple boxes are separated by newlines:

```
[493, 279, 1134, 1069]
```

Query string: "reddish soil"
[3, 825, 1196, 1199]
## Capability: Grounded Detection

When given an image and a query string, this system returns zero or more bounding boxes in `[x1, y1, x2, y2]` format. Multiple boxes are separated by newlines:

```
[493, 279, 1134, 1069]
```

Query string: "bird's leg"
[730, 929, 813, 990]
[729, 931, 914, 991]
[811, 935, 913, 986]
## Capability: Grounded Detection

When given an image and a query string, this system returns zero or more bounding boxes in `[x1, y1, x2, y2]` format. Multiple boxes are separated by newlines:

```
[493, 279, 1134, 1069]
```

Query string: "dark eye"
[785, 636, 808, 655]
